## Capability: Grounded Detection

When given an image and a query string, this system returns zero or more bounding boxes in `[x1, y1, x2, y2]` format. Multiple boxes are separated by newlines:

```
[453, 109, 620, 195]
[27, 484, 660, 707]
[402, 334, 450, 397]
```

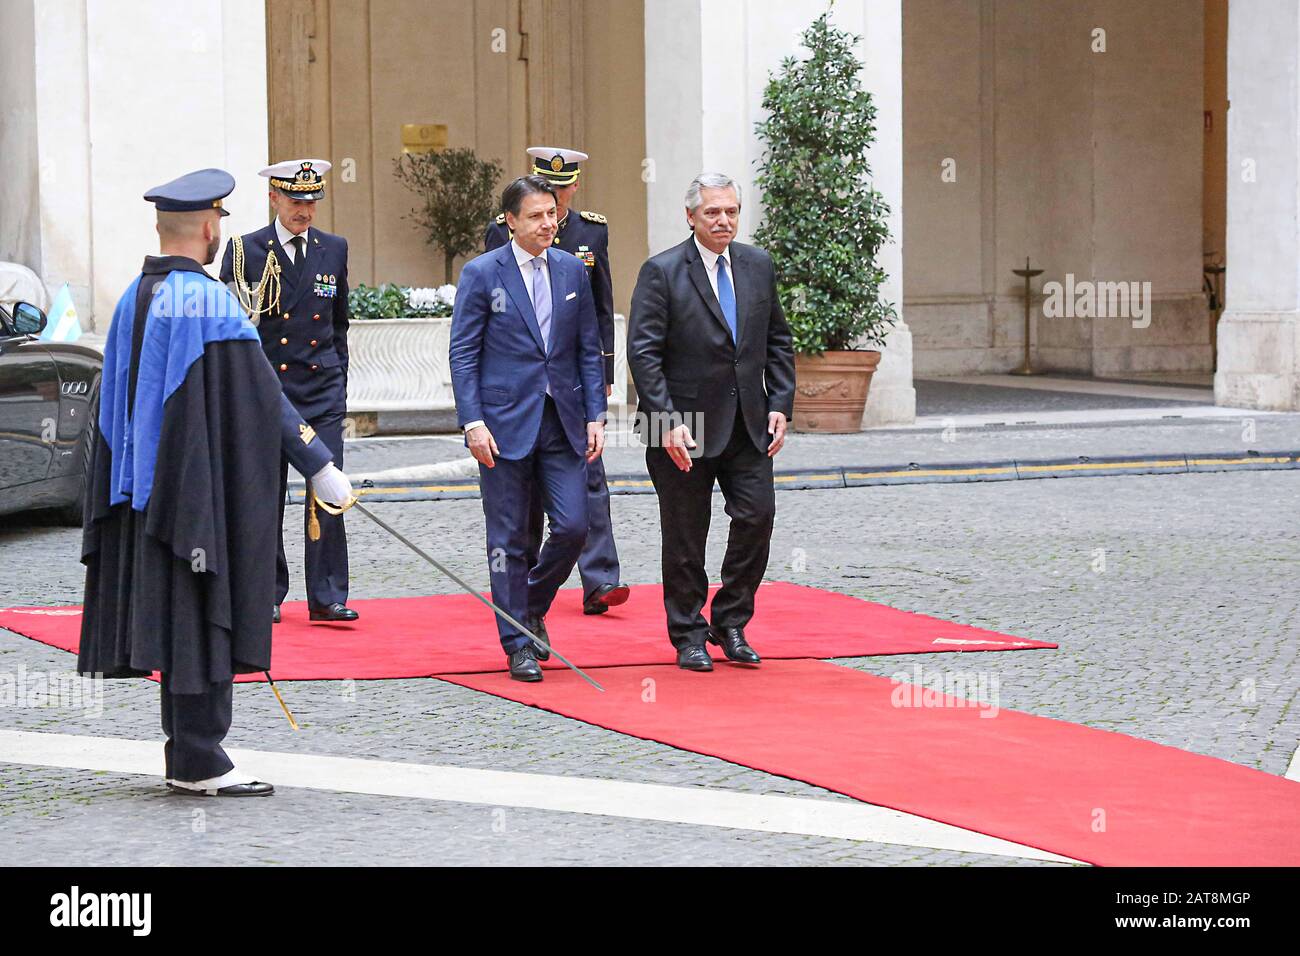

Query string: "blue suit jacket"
[450, 243, 606, 459]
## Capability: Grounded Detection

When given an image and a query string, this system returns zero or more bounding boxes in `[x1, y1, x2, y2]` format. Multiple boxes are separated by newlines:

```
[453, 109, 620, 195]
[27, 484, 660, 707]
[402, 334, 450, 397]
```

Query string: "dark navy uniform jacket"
[485, 210, 614, 384]
[220, 223, 350, 420]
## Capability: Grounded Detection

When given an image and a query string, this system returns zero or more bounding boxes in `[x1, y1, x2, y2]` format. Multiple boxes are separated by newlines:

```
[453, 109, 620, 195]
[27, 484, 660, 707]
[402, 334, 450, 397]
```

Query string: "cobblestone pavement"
[2, 439, 1298, 863]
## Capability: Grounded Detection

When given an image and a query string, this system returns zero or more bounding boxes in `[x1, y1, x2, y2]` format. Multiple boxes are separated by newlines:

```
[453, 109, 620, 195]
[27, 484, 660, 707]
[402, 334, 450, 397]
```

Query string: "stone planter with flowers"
[345, 283, 627, 431]
[345, 284, 457, 425]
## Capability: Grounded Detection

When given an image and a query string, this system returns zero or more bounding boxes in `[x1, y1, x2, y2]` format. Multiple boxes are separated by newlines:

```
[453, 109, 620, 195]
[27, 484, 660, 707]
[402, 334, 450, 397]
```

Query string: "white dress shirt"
[512, 238, 550, 306]
[463, 241, 551, 433]
[274, 218, 310, 264]
[693, 235, 732, 303]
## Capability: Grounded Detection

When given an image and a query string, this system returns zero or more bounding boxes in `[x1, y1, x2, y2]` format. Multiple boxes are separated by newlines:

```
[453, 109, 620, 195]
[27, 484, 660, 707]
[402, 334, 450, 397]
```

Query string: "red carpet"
[7, 584, 1291, 865]
[0, 581, 1053, 680]
[445, 660, 1300, 867]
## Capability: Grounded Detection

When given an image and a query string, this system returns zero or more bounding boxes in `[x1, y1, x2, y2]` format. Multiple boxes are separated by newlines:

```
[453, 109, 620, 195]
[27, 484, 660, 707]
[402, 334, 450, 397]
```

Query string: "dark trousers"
[525, 452, 621, 599]
[479, 397, 589, 654]
[160, 673, 234, 783]
[645, 406, 775, 649]
[276, 409, 348, 608]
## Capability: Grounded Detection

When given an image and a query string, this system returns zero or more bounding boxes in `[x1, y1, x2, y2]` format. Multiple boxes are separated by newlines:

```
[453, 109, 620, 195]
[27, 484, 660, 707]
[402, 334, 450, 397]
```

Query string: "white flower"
[405, 287, 440, 310]
[404, 285, 456, 313]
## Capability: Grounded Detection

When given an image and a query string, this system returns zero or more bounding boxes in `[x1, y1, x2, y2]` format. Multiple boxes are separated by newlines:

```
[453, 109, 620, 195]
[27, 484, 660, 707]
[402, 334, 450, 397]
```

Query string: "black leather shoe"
[309, 603, 359, 622]
[676, 644, 714, 672]
[584, 582, 630, 615]
[508, 645, 543, 682]
[168, 781, 275, 797]
[708, 625, 761, 664]
[272, 605, 281, 625]
[525, 615, 550, 661]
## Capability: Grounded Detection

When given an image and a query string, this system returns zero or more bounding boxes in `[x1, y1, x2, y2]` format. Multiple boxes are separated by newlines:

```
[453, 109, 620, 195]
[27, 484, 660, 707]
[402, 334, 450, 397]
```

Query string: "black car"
[0, 300, 102, 524]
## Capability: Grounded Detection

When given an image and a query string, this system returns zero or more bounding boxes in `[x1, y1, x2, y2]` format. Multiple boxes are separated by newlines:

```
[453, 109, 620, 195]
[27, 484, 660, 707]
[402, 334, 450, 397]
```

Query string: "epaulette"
[579, 210, 607, 225]
[494, 213, 506, 224]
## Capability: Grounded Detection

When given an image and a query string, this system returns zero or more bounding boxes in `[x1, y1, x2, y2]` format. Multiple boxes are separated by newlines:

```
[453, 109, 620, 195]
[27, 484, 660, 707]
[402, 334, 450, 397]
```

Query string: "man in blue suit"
[450, 175, 607, 682]
[484, 147, 629, 618]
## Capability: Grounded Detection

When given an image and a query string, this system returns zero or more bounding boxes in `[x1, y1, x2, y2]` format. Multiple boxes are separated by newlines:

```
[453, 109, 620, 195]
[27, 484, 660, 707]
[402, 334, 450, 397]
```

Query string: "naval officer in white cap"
[220, 159, 359, 626]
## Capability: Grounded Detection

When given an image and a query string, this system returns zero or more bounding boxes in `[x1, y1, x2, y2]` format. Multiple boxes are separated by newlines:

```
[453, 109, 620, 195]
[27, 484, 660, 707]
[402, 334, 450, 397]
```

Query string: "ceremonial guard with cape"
[77, 169, 354, 795]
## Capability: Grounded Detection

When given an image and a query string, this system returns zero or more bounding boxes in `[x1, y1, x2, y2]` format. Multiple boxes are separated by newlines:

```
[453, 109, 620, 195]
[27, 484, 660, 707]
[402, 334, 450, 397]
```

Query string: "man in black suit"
[628, 172, 795, 672]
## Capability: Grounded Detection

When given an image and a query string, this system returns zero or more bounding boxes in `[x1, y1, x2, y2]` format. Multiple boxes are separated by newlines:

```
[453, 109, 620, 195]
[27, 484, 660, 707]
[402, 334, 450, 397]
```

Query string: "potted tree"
[394, 147, 502, 284]
[753, 11, 897, 433]
[341, 149, 501, 424]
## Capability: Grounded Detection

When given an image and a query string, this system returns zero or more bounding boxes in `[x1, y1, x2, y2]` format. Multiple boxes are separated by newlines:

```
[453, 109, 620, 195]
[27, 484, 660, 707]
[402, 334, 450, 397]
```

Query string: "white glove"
[311, 463, 353, 506]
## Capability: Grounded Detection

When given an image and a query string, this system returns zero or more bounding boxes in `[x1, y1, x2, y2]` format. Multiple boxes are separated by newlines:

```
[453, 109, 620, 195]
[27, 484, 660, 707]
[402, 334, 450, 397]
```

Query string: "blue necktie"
[531, 256, 552, 351]
[716, 254, 738, 342]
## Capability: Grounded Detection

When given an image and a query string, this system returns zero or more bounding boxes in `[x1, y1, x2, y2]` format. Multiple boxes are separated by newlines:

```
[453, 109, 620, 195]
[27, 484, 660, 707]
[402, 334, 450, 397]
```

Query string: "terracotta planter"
[791, 350, 881, 433]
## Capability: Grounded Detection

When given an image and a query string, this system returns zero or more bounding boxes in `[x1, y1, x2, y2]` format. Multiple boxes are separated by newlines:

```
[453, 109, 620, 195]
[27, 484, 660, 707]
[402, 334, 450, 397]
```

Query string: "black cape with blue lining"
[78, 255, 331, 694]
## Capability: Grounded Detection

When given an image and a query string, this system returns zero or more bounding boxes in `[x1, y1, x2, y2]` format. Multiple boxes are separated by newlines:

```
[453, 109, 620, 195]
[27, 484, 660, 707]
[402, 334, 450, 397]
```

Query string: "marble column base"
[861, 322, 916, 427]
[1214, 310, 1300, 410]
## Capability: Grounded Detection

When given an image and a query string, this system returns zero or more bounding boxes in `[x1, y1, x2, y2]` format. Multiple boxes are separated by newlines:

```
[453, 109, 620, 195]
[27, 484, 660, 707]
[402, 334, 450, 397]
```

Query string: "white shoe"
[166, 767, 273, 796]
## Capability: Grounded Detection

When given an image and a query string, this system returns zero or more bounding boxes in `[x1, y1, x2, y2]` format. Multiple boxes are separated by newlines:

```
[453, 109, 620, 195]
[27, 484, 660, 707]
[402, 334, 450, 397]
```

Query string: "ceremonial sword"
[315, 490, 605, 692]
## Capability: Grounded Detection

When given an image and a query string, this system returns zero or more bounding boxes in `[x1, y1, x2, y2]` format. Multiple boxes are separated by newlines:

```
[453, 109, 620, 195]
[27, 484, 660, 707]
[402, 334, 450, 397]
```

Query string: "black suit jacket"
[628, 236, 795, 458]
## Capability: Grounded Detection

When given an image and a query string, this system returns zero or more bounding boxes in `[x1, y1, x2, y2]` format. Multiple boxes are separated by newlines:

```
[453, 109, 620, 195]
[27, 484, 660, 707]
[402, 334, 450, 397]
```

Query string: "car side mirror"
[12, 301, 47, 336]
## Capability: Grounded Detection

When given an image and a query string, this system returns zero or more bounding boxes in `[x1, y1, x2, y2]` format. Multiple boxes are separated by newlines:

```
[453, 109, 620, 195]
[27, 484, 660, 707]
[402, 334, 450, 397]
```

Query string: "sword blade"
[350, 500, 604, 692]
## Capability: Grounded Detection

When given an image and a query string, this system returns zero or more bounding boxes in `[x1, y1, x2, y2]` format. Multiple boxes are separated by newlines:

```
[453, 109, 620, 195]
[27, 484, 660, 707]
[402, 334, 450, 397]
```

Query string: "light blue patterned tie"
[532, 256, 552, 352]
[716, 254, 738, 343]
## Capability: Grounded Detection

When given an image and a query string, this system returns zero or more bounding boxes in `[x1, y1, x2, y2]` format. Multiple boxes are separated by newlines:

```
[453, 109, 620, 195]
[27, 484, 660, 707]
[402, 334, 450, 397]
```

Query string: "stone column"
[1215, 0, 1300, 409]
[642, 0, 705, 257]
[642, 0, 914, 424]
[853, 0, 914, 426]
[0, 0, 92, 320]
[0, 0, 268, 333]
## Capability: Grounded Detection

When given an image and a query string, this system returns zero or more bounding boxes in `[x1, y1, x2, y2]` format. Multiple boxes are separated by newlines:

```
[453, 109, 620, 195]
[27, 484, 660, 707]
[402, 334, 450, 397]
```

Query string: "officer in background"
[484, 147, 629, 616]
[220, 159, 358, 625]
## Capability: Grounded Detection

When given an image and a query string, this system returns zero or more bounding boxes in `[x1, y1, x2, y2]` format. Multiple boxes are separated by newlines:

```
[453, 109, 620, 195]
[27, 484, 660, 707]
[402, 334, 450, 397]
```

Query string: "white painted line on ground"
[349, 458, 478, 482]
[0, 729, 1080, 864]
[932, 638, 1037, 647]
[345, 433, 466, 444]
[1286, 745, 1300, 782]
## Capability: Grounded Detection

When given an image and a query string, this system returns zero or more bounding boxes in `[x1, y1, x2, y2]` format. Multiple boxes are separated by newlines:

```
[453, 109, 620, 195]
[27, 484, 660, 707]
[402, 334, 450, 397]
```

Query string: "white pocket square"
[565, 291, 577, 300]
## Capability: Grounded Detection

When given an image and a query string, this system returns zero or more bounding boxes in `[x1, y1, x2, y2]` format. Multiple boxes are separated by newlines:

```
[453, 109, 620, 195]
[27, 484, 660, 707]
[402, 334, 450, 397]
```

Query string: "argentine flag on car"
[39, 283, 82, 343]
